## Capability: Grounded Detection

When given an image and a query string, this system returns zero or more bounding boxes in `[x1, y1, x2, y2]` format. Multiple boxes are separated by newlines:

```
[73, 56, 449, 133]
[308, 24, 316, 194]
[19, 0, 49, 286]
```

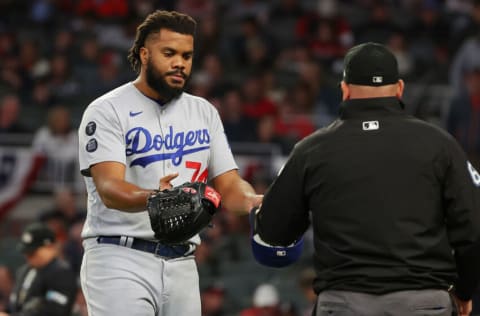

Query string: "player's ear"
[341, 81, 350, 101]
[396, 79, 405, 99]
[139, 47, 149, 66]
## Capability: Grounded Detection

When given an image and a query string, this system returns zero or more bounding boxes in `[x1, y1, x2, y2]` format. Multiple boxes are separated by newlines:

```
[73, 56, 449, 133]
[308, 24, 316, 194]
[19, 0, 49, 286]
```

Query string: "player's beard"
[146, 58, 189, 103]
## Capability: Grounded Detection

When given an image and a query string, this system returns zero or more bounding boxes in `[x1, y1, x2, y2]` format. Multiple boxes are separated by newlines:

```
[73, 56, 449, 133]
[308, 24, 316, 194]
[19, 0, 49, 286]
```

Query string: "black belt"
[97, 236, 195, 259]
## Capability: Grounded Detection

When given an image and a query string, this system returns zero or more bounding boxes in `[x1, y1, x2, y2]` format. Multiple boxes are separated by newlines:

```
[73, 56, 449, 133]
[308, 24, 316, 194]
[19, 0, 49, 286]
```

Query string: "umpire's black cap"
[343, 42, 399, 86]
[18, 223, 56, 254]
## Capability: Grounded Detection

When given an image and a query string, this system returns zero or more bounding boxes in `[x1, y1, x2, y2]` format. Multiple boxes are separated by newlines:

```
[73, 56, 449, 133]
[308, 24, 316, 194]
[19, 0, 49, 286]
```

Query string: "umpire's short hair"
[127, 10, 197, 73]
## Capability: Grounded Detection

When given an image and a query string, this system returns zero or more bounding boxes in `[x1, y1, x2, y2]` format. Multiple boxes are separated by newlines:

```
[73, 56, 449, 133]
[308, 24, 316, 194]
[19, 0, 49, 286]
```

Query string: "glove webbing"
[161, 195, 194, 233]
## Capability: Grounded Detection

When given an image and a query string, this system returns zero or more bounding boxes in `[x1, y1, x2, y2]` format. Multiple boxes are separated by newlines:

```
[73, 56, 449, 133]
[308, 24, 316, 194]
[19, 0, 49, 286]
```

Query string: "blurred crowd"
[1, 0, 480, 315]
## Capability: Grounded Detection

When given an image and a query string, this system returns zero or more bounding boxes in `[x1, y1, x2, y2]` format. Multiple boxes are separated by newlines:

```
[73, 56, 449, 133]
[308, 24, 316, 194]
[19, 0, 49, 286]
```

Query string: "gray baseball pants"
[80, 238, 201, 316]
[315, 289, 454, 316]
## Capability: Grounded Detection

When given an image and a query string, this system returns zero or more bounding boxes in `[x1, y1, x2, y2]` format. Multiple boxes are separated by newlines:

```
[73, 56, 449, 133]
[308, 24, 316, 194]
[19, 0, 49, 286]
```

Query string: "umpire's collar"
[339, 97, 405, 119]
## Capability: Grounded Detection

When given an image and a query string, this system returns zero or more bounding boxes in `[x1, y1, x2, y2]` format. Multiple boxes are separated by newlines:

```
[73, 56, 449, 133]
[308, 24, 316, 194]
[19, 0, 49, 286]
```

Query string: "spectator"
[449, 0, 480, 54]
[39, 188, 86, 228]
[386, 32, 414, 80]
[239, 283, 283, 316]
[95, 16, 137, 52]
[354, 1, 403, 44]
[274, 84, 316, 148]
[188, 53, 230, 99]
[223, 15, 275, 71]
[221, 88, 256, 143]
[0, 266, 13, 312]
[267, 0, 306, 48]
[256, 115, 292, 155]
[0, 31, 16, 59]
[28, 78, 57, 108]
[74, 0, 128, 19]
[306, 16, 349, 70]
[0, 223, 77, 316]
[90, 50, 125, 97]
[447, 66, 480, 168]
[295, 61, 340, 128]
[0, 93, 30, 135]
[241, 71, 278, 120]
[296, 1, 353, 52]
[37, 187, 86, 248]
[73, 35, 100, 98]
[193, 16, 221, 64]
[32, 105, 78, 190]
[50, 29, 75, 59]
[201, 285, 226, 316]
[225, 0, 270, 25]
[18, 39, 46, 91]
[48, 53, 81, 102]
[175, 0, 216, 21]
[450, 35, 480, 93]
[407, 0, 450, 77]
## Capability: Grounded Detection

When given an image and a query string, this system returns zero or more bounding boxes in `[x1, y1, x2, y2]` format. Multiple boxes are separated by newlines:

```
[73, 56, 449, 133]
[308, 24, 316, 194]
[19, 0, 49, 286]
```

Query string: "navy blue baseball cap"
[343, 42, 399, 86]
[18, 223, 55, 254]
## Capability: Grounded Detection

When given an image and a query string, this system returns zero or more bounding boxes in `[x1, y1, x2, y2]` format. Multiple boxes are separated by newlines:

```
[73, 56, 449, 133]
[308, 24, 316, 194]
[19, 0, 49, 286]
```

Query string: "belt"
[96, 236, 195, 259]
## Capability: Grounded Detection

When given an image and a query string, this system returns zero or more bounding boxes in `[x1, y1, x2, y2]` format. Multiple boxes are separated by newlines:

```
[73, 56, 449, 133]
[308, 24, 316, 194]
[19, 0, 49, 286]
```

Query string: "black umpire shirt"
[7, 258, 77, 316]
[257, 97, 480, 300]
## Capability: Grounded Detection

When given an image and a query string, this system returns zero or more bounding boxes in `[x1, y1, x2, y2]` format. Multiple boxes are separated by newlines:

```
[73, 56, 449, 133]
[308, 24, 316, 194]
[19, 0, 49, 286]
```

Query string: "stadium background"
[1, 0, 480, 315]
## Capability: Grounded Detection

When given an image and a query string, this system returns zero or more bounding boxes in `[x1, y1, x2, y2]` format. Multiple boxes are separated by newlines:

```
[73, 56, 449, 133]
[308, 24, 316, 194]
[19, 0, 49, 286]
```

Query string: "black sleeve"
[442, 139, 480, 300]
[6, 266, 29, 313]
[13, 267, 78, 316]
[257, 147, 310, 246]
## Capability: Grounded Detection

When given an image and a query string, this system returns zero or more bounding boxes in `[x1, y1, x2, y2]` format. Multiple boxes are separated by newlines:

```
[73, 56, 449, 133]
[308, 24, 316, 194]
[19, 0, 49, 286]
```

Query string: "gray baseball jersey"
[78, 82, 237, 241]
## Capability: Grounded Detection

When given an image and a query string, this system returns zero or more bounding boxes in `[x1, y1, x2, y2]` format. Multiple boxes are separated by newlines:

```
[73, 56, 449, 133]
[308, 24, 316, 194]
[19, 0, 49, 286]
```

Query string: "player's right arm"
[91, 161, 177, 213]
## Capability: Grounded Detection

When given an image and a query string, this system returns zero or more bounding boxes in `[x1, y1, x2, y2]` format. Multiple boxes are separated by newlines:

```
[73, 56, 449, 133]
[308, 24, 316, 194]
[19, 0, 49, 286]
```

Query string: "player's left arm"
[206, 105, 262, 215]
[211, 169, 262, 215]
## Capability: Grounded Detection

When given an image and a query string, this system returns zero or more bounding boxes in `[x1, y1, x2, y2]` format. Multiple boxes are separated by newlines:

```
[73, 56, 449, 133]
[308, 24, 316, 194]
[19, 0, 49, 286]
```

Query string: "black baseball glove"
[147, 182, 222, 245]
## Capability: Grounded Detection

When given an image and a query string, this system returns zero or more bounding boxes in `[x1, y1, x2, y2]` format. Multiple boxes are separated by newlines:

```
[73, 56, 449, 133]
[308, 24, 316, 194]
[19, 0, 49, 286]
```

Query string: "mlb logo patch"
[372, 76, 383, 83]
[362, 121, 379, 131]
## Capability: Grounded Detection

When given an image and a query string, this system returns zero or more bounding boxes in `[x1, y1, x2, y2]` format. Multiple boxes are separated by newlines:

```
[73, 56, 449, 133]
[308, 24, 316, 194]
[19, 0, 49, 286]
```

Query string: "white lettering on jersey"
[362, 121, 379, 131]
[467, 161, 480, 187]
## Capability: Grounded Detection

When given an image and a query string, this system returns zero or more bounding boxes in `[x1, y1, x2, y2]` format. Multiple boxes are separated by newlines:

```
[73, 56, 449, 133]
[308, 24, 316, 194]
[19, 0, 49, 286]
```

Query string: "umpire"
[0, 223, 77, 316]
[251, 42, 480, 316]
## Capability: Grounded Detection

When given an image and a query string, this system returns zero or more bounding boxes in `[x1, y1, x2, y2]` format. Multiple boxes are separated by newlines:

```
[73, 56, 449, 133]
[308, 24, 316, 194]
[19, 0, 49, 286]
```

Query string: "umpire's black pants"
[314, 289, 454, 316]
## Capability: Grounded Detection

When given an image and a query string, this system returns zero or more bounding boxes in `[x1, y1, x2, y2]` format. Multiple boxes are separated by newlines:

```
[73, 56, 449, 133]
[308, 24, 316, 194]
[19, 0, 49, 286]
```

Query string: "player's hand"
[249, 194, 263, 210]
[452, 295, 472, 316]
[0, 312, 10, 316]
[159, 172, 179, 190]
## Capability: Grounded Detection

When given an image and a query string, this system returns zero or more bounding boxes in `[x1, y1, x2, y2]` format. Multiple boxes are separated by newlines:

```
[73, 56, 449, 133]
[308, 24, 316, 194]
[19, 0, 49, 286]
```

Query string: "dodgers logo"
[125, 126, 210, 167]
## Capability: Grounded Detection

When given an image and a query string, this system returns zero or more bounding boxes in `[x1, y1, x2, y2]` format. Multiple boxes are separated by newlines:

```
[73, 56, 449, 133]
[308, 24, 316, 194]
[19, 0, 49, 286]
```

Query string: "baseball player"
[77, 10, 262, 316]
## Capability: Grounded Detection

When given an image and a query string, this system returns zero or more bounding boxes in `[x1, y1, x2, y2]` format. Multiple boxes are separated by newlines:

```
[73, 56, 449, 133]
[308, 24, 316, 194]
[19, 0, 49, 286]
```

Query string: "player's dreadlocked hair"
[128, 10, 196, 73]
